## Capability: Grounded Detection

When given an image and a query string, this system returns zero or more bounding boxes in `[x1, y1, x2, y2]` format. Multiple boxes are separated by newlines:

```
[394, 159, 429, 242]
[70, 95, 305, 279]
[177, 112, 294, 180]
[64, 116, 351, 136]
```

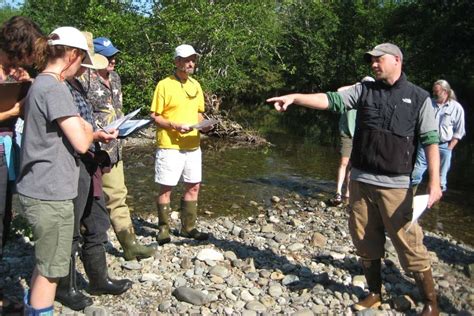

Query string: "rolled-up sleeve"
[418, 97, 439, 146]
[327, 83, 362, 113]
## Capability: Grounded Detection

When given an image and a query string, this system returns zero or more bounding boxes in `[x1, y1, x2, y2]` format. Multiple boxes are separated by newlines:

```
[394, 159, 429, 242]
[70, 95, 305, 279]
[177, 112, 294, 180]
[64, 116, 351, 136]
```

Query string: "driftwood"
[203, 93, 270, 146]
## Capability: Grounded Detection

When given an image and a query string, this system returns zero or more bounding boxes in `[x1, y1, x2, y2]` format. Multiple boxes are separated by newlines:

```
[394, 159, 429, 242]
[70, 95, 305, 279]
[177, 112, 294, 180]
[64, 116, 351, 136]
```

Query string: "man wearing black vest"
[267, 43, 442, 316]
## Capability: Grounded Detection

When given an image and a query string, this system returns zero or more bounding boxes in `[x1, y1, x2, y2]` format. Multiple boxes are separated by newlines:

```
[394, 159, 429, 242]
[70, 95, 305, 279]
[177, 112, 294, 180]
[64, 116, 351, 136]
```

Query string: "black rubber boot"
[82, 247, 132, 296]
[55, 252, 93, 311]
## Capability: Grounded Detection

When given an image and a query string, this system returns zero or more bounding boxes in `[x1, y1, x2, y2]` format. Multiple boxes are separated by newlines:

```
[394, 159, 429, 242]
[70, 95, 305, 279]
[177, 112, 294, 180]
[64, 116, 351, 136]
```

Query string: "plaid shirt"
[80, 70, 123, 164]
[66, 79, 97, 152]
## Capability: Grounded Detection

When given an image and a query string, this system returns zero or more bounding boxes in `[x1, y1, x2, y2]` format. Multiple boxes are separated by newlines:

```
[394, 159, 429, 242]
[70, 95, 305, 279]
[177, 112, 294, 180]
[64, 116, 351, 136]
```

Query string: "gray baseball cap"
[364, 43, 403, 62]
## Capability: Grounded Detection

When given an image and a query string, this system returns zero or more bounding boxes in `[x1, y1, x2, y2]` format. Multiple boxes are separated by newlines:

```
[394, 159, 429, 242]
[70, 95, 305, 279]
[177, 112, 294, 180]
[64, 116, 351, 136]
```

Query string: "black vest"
[351, 73, 429, 175]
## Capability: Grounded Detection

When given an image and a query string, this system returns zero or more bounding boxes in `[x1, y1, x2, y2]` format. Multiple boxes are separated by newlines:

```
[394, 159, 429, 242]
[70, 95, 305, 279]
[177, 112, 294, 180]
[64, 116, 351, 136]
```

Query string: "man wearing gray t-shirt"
[267, 43, 442, 315]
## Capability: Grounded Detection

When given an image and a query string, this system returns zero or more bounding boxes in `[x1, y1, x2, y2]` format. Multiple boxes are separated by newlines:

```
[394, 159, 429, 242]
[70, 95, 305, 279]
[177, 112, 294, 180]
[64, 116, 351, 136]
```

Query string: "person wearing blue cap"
[81, 36, 155, 261]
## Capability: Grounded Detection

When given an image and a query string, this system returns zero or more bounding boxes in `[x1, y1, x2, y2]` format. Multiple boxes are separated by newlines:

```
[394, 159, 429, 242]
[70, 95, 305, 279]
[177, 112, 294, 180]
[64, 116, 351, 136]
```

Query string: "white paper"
[406, 194, 429, 232]
[118, 119, 153, 138]
[190, 118, 218, 130]
[103, 108, 141, 132]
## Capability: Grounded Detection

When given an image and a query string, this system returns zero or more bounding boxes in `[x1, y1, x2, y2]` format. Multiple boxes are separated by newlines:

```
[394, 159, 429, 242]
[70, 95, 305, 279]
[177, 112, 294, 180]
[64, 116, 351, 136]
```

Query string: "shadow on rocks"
[311, 253, 461, 315]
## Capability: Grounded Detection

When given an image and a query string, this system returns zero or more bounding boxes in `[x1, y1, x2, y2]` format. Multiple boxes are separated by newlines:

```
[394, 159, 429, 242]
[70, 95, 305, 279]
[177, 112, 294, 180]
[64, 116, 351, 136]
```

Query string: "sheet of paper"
[118, 119, 153, 138]
[104, 108, 141, 132]
[406, 194, 429, 232]
[190, 118, 218, 130]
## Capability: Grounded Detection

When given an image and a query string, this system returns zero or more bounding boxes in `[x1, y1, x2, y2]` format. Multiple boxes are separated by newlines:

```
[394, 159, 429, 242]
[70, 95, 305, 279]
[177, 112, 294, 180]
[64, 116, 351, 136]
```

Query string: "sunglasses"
[181, 80, 198, 98]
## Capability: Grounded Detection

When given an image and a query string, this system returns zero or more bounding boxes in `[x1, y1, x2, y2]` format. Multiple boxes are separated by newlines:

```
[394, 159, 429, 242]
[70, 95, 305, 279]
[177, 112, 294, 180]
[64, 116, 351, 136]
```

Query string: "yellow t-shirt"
[150, 75, 205, 149]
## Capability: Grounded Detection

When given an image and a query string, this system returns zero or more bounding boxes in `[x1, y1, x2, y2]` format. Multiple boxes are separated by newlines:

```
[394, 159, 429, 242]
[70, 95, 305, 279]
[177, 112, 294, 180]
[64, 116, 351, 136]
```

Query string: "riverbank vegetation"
[1, 0, 472, 142]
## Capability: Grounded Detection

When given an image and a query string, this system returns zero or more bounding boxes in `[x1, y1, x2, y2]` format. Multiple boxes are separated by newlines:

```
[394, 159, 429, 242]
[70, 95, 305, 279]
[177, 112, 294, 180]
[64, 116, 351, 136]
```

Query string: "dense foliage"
[0, 0, 472, 143]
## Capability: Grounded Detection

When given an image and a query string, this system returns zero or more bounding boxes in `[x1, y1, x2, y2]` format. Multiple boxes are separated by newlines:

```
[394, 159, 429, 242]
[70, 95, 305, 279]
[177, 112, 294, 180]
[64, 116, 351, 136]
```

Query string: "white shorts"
[154, 148, 202, 186]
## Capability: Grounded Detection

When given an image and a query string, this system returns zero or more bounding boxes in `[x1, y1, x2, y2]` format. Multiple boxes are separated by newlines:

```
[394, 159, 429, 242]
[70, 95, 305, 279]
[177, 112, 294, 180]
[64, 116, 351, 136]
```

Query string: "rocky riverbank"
[2, 194, 473, 315]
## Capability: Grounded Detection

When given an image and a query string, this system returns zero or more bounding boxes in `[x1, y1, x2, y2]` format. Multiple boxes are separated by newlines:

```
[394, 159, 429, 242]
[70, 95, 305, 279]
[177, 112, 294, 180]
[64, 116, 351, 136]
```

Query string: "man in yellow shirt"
[150, 44, 210, 245]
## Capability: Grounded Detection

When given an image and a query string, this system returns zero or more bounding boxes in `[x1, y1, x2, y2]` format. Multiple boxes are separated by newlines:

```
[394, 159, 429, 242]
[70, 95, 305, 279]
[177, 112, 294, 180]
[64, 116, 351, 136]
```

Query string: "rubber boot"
[116, 227, 155, 261]
[353, 259, 382, 311]
[55, 252, 93, 310]
[157, 203, 171, 245]
[413, 268, 439, 316]
[23, 290, 54, 316]
[180, 200, 209, 240]
[82, 247, 132, 295]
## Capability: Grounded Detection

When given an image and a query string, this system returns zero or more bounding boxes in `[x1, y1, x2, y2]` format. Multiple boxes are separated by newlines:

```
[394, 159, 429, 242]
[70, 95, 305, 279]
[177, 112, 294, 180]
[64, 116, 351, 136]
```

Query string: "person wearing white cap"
[16, 26, 94, 315]
[267, 43, 442, 315]
[151, 44, 211, 245]
[53, 31, 131, 312]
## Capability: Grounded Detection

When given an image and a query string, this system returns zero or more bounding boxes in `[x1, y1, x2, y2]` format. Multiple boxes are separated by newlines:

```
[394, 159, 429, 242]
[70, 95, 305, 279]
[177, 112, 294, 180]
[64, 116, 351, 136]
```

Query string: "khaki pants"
[349, 180, 430, 272]
[102, 161, 133, 233]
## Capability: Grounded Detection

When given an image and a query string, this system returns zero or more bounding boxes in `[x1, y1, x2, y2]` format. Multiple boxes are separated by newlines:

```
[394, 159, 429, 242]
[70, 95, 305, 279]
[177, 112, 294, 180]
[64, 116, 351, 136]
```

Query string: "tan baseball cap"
[364, 43, 403, 62]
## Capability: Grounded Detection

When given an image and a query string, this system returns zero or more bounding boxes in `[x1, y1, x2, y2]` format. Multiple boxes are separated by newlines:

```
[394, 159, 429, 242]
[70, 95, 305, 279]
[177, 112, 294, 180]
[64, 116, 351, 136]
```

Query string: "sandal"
[329, 193, 343, 206]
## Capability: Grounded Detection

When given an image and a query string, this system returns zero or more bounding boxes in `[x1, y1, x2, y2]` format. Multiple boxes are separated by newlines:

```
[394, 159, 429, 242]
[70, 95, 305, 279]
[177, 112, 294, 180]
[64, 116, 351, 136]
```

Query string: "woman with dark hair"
[16, 26, 93, 315]
[0, 15, 42, 315]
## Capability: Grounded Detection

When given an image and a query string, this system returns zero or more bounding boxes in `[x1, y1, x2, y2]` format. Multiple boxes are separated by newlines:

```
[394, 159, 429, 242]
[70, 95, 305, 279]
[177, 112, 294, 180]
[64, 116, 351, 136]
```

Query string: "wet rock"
[271, 196, 280, 203]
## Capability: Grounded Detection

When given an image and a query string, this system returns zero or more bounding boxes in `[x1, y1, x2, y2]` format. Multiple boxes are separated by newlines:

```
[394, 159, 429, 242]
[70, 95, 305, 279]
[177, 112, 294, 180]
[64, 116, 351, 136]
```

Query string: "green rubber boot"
[180, 200, 209, 240]
[116, 228, 155, 261]
[157, 203, 171, 245]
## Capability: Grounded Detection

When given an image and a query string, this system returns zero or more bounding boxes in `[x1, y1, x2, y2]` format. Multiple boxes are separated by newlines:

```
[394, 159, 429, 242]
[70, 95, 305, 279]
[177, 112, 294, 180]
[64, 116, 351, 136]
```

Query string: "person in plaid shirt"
[81, 37, 154, 261]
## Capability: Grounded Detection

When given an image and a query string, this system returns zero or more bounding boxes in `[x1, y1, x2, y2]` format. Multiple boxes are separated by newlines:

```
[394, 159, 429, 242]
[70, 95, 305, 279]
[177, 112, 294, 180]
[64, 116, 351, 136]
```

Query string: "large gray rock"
[172, 287, 209, 306]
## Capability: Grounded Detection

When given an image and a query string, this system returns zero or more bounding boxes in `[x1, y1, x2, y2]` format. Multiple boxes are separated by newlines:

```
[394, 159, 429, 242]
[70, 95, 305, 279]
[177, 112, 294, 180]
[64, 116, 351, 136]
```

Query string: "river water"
[123, 135, 473, 246]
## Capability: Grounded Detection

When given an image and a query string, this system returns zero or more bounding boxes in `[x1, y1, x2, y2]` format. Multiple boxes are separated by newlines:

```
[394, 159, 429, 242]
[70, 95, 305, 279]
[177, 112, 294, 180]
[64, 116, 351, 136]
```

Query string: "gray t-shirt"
[337, 82, 438, 188]
[17, 74, 80, 200]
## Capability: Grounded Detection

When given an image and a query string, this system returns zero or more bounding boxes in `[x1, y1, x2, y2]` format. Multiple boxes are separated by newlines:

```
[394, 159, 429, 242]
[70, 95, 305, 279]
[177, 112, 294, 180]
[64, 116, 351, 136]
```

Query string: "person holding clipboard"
[0, 16, 43, 315]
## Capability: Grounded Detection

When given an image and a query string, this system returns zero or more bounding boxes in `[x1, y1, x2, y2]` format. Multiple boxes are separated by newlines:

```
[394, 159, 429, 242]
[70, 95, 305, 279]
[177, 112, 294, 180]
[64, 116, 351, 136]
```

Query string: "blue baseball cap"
[93, 37, 120, 57]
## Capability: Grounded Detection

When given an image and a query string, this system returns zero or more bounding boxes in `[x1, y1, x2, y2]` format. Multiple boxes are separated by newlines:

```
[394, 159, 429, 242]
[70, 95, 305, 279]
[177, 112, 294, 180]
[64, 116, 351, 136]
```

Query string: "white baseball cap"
[48, 26, 93, 66]
[174, 44, 200, 59]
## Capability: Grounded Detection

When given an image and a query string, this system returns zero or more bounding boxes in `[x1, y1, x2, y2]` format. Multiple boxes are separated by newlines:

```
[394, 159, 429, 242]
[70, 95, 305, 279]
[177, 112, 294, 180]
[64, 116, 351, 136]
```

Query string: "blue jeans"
[411, 143, 452, 191]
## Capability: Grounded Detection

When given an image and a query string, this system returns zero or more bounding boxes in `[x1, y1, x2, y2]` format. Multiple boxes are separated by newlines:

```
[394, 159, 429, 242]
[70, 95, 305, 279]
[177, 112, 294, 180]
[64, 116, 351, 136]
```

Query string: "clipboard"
[0, 81, 32, 112]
